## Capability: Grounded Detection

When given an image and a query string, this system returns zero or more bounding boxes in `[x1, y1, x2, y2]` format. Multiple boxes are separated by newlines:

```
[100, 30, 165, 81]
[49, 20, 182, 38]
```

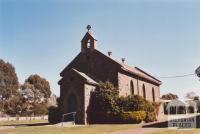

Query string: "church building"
[59, 26, 162, 124]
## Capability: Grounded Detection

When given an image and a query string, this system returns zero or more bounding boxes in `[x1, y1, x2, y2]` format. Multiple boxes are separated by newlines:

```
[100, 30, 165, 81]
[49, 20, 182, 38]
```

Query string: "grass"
[0, 119, 48, 126]
[0, 120, 140, 134]
[1, 120, 200, 134]
[148, 129, 200, 134]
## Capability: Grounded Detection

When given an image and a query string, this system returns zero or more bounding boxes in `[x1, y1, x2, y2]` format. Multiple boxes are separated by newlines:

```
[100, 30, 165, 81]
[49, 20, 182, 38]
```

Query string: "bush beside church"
[87, 81, 156, 124]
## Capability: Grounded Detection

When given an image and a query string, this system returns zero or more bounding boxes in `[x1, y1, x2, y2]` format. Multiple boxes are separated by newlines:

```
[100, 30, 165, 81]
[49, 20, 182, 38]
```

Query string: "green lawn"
[0, 120, 140, 134]
[1, 120, 200, 134]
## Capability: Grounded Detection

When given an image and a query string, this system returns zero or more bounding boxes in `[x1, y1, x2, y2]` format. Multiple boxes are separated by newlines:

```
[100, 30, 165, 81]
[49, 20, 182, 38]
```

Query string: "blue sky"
[0, 0, 200, 98]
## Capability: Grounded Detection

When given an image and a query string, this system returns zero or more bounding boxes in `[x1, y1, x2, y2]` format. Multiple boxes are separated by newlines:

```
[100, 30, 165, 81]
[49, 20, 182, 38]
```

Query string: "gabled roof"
[72, 68, 98, 85]
[95, 50, 162, 85]
[60, 49, 161, 85]
[121, 64, 161, 84]
[60, 52, 81, 77]
[166, 99, 197, 110]
[81, 31, 97, 42]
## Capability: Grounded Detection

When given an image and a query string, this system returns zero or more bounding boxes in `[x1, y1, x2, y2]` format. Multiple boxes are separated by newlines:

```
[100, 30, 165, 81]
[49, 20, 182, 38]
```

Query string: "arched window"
[130, 80, 134, 95]
[152, 88, 155, 102]
[143, 84, 146, 99]
[87, 39, 91, 48]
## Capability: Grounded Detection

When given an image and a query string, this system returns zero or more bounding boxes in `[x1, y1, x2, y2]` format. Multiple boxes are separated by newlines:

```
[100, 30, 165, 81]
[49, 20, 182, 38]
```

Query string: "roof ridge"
[135, 67, 161, 82]
[94, 50, 161, 85]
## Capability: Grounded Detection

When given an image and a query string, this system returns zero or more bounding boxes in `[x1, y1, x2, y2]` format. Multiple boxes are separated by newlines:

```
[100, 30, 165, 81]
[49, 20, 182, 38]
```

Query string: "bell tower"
[81, 25, 97, 53]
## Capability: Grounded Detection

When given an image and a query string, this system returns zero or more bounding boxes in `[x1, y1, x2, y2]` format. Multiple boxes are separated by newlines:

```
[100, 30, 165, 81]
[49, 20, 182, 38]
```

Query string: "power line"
[157, 73, 195, 79]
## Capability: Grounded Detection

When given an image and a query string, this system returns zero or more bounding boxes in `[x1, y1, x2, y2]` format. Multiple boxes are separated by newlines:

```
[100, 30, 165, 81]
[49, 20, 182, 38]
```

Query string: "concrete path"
[107, 127, 162, 134]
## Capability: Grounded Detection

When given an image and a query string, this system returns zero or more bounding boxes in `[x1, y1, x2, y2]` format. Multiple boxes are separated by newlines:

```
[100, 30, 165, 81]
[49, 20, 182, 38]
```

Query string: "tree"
[20, 75, 51, 116]
[19, 84, 35, 103]
[20, 82, 43, 103]
[0, 59, 19, 100]
[21, 74, 51, 102]
[0, 59, 19, 113]
[161, 93, 178, 100]
[194, 96, 199, 101]
[47, 94, 57, 107]
[185, 91, 199, 100]
[4, 94, 28, 116]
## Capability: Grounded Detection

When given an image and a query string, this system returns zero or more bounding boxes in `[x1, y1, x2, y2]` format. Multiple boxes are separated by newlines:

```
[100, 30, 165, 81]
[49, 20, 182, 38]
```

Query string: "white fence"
[0, 116, 48, 121]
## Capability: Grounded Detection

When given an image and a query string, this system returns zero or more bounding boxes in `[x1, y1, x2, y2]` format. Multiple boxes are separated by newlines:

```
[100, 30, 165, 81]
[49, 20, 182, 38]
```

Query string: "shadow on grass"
[143, 115, 200, 129]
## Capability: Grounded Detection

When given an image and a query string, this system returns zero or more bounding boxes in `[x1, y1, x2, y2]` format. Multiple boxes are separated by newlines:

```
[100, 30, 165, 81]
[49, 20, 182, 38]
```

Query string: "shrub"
[117, 95, 155, 113]
[48, 106, 62, 124]
[87, 82, 157, 124]
[120, 111, 146, 124]
[87, 81, 121, 124]
[145, 112, 156, 123]
[88, 112, 121, 124]
[33, 103, 48, 116]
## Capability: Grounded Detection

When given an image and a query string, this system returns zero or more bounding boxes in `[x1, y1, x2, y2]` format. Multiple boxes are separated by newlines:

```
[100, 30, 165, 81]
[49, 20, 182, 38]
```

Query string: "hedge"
[120, 111, 146, 124]
[145, 112, 156, 123]
[117, 95, 155, 112]
[48, 106, 62, 124]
